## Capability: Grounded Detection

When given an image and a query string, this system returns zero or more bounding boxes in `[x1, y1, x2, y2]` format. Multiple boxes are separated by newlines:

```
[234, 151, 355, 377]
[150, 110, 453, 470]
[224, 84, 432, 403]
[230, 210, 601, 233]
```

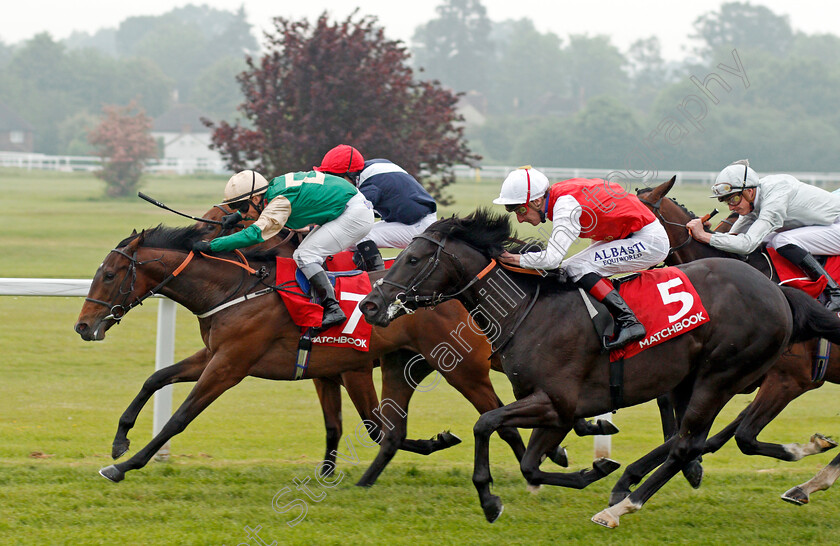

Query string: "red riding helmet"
[314, 144, 365, 175]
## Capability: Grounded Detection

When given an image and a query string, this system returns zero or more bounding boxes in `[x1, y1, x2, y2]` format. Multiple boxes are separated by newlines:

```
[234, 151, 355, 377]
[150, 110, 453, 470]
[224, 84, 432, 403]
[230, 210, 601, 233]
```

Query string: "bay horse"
[628, 176, 840, 505]
[74, 224, 559, 485]
[359, 208, 840, 528]
[102, 203, 392, 477]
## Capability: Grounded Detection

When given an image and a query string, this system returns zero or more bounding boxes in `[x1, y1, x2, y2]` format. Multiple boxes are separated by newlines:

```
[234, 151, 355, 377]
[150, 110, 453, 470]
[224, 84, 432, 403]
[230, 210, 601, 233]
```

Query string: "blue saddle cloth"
[294, 268, 365, 299]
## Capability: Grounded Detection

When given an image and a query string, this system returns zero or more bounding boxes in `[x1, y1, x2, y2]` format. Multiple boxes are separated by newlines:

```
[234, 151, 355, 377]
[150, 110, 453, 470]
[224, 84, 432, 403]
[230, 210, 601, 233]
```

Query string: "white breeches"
[293, 193, 374, 266]
[563, 221, 670, 281]
[359, 212, 438, 249]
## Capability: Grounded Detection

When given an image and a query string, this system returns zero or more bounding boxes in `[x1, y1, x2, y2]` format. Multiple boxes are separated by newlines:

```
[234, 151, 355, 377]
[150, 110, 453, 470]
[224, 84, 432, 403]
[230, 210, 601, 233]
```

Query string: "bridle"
[636, 194, 695, 257]
[84, 248, 181, 323]
[372, 233, 496, 316]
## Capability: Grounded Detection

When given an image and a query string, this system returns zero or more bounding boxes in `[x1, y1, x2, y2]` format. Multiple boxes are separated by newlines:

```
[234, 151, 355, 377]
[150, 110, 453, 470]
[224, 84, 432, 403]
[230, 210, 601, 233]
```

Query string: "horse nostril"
[74, 322, 88, 335]
[362, 301, 379, 315]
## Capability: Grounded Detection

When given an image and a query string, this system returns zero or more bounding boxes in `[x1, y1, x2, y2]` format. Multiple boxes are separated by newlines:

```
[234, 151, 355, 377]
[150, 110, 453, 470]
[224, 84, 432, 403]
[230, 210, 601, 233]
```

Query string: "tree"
[411, 0, 495, 94]
[564, 34, 629, 108]
[205, 11, 478, 203]
[487, 19, 566, 116]
[691, 2, 793, 61]
[626, 36, 671, 112]
[88, 102, 157, 197]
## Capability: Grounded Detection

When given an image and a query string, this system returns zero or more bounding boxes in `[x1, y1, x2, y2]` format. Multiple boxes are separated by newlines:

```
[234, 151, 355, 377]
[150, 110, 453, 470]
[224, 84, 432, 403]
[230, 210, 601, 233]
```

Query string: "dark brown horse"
[359, 209, 840, 528]
[630, 177, 840, 505]
[74, 224, 558, 485]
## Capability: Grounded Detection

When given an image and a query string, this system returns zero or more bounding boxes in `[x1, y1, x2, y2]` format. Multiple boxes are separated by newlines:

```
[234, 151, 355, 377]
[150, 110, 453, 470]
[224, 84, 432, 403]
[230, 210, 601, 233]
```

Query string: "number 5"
[657, 278, 693, 323]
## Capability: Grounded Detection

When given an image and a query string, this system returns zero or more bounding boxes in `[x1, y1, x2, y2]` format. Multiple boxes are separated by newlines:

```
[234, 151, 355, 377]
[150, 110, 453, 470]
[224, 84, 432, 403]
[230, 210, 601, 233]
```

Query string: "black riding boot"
[777, 244, 840, 313]
[308, 270, 346, 329]
[355, 240, 385, 271]
[577, 273, 646, 351]
[601, 290, 647, 350]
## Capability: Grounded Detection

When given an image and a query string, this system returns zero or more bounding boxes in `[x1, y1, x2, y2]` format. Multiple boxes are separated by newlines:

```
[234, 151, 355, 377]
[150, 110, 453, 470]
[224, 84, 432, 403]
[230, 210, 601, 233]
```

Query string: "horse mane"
[636, 187, 697, 220]
[425, 208, 539, 257]
[118, 225, 206, 251]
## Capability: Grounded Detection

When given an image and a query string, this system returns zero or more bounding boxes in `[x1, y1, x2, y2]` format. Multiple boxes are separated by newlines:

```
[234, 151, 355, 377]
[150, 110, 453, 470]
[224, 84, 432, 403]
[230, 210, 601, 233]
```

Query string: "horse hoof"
[111, 440, 130, 460]
[482, 495, 504, 523]
[781, 486, 809, 505]
[591, 507, 619, 528]
[548, 445, 569, 467]
[436, 431, 462, 448]
[593, 457, 621, 476]
[683, 460, 704, 489]
[99, 465, 125, 483]
[812, 433, 838, 452]
[597, 420, 620, 435]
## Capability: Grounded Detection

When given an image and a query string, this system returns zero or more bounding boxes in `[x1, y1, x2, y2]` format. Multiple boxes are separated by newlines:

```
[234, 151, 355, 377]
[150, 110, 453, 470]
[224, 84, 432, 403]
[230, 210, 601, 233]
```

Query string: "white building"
[151, 104, 224, 173]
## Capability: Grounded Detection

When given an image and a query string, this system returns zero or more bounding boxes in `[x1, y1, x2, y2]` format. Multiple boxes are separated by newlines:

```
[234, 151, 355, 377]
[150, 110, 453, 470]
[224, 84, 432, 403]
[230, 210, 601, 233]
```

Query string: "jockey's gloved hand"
[220, 212, 242, 229]
[192, 241, 212, 254]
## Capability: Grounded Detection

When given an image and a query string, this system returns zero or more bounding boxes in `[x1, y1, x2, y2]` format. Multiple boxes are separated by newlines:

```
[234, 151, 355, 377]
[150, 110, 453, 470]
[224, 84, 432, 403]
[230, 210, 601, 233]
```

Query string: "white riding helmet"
[709, 160, 759, 199]
[221, 170, 270, 204]
[493, 166, 550, 205]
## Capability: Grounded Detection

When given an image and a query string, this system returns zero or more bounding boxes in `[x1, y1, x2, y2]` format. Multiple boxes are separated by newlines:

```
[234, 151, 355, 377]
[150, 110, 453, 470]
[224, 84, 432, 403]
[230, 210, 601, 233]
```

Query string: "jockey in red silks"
[494, 166, 669, 350]
[687, 159, 840, 312]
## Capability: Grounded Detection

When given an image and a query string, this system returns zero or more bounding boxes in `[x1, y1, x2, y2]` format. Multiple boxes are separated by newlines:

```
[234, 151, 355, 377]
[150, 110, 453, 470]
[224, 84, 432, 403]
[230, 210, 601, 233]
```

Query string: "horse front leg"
[313, 377, 343, 477]
[112, 348, 209, 459]
[593, 392, 724, 528]
[472, 391, 576, 523]
[99, 355, 250, 483]
[519, 427, 620, 490]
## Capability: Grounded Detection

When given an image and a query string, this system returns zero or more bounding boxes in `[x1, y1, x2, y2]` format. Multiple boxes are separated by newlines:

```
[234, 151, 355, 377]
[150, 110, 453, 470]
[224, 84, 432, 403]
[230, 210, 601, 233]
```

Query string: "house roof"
[152, 103, 211, 134]
[0, 101, 34, 132]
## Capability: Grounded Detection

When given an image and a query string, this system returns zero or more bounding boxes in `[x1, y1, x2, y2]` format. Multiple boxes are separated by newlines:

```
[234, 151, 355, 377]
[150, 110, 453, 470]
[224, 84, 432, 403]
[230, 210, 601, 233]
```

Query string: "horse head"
[360, 209, 508, 327]
[74, 231, 150, 341]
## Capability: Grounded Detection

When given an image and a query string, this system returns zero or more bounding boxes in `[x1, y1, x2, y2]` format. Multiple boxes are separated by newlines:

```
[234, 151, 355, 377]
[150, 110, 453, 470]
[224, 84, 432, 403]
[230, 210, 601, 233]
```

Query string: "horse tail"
[781, 286, 840, 344]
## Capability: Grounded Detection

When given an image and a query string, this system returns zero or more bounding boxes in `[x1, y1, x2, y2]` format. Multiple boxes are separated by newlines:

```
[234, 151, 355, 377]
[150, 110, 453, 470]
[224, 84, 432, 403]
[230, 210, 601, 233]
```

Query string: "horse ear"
[131, 229, 138, 236]
[663, 175, 677, 195]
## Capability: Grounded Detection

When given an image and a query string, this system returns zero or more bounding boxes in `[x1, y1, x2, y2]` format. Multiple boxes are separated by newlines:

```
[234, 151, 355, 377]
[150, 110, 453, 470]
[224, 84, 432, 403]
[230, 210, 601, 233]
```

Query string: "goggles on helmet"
[505, 204, 530, 215]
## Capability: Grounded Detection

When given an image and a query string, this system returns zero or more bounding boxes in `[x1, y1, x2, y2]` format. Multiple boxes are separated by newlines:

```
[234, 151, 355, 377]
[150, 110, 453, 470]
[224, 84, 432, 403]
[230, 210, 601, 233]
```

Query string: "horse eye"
[408, 256, 419, 265]
[104, 271, 116, 281]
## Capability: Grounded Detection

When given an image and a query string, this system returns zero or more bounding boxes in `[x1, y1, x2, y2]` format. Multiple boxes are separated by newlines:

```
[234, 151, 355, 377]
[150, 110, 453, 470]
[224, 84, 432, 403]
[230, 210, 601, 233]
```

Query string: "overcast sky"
[2, 1, 837, 60]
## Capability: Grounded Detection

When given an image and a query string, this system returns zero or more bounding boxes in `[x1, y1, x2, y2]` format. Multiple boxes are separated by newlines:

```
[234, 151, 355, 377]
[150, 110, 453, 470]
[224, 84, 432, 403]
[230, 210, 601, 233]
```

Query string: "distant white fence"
[0, 278, 174, 459]
[4, 151, 840, 188]
[453, 165, 840, 188]
[0, 151, 227, 176]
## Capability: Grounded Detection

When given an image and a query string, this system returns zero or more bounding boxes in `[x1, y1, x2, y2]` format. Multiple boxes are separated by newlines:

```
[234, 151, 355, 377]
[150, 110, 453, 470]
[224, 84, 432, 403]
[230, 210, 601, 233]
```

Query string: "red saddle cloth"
[766, 248, 840, 298]
[610, 267, 710, 361]
[275, 254, 373, 351]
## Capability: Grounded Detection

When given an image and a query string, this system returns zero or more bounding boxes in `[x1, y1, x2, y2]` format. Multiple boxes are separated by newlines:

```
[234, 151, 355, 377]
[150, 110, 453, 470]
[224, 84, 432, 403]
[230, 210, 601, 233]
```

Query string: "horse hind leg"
[782, 451, 840, 505]
[355, 351, 440, 488]
[111, 349, 208, 459]
[313, 377, 343, 477]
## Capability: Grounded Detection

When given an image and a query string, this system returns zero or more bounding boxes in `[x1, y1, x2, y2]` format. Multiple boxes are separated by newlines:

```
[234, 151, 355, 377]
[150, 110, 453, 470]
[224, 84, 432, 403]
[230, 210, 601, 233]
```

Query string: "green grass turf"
[2, 168, 840, 544]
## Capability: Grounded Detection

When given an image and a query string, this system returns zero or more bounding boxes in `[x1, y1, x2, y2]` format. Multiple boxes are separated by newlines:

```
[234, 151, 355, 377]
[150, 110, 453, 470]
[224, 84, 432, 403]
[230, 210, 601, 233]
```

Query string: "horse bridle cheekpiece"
[373, 233, 492, 319]
[85, 247, 193, 323]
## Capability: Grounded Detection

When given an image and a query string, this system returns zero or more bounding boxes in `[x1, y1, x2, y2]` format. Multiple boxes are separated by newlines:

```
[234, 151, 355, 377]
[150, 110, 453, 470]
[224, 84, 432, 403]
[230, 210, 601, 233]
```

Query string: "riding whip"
[137, 192, 223, 225]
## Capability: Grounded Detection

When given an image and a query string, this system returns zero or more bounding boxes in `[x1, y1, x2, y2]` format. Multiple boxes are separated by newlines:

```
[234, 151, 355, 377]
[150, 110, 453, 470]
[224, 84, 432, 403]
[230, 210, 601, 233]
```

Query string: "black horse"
[359, 209, 840, 528]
